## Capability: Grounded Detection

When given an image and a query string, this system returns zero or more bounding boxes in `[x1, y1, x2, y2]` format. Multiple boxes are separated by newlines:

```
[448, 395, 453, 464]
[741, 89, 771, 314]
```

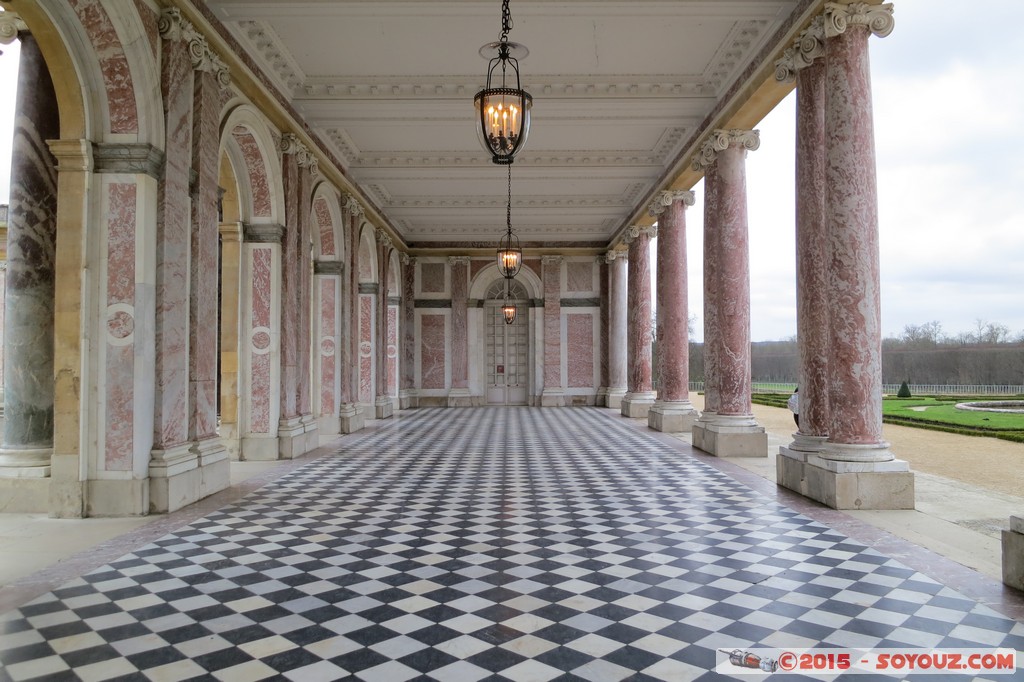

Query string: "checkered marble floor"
[1, 407, 1022, 681]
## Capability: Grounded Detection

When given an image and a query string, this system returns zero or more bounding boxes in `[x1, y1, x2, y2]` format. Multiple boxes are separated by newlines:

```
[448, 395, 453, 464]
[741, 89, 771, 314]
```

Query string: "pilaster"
[447, 256, 472, 406]
[604, 251, 628, 410]
[541, 255, 565, 406]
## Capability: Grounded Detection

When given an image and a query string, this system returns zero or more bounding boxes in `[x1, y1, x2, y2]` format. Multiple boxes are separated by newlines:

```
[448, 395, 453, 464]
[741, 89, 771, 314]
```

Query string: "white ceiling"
[207, 0, 804, 248]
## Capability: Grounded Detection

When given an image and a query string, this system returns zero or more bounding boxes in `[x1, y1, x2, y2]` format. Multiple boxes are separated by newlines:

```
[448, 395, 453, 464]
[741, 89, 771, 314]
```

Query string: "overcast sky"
[1, 1, 1021, 342]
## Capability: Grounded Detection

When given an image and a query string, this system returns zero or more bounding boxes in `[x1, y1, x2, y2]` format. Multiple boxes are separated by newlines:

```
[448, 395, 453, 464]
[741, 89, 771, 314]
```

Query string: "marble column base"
[399, 389, 418, 410]
[541, 388, 566, 407]
[278, 417, 306, 459]
[0, 446, 53, 478]
[691, 416, 766, 457]
[1002, 515, 1024, 591]
[148, 443, 197, 514]
[92, 478, 150, 516]
[786, 432, 829, 453]
[301, 414, 319, 452]
[604, 388, 626, 411]
[0, 477, 49, 512]
[621, 392, 655, 419]
[447, 387, 474, 408]
[778, 446, 915, 509]
[647, 401, 699, 433]
[375, 396, 394, 419]
[241, 436, 280, 461]
[318, 414, 341, 436]
[340, 404, 365, 434]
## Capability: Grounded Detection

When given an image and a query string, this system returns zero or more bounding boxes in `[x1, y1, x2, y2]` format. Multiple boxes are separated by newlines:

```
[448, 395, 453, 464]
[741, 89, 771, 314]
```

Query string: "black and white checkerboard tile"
[1, 407, 1021, 681]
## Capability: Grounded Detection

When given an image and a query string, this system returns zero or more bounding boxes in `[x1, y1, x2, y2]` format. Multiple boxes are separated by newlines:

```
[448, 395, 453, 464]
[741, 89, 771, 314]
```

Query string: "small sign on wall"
[497, 365, 504, 374]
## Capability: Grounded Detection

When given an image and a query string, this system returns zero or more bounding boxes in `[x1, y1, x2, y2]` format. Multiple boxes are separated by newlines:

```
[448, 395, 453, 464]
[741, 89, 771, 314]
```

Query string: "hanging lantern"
[474, 0, 532, 165]
[496, 165, 522, 278]
[502, 301, 517, 324]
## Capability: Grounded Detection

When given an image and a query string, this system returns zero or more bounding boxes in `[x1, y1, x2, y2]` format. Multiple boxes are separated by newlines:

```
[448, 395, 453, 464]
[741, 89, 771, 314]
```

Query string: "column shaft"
[621, 227, 655, 418]
[700, 163, 721, 419]
[448, 257, 470, 405]
[399, 256, 416, 408]
[0, 33, 59, 472]
[375, 238, 393, 418]
[653, 195, 693, 403]
[541, 256, 564, 406]
[606, 254, 628, 402]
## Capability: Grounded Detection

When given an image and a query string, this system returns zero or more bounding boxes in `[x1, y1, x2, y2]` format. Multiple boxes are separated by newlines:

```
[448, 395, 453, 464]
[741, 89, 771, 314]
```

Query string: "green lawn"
[751, 393, 1024, 444]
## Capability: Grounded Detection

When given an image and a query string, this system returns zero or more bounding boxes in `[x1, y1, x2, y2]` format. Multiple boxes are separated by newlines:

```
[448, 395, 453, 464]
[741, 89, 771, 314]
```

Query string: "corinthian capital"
[824, 2, 895, 39]
[159, 9, 230, 87]
[343, 193, 364, 217]
[775, 16, 826, 82]
[648, 190, 696, 217]
[375, 227, 393, 248]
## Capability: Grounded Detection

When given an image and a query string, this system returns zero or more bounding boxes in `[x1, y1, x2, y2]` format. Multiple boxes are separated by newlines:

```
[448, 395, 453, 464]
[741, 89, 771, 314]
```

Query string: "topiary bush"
[897, 380, 912, 398]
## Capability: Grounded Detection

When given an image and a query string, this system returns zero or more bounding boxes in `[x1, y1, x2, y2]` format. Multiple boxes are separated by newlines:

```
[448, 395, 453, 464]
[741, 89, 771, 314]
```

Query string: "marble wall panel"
[320, 278, 336, 416]
[69, 0, 138, 134]
[359, 294, 373, 403]
[133, 0, 159, 60]
[387, 306, 398, 396]
[250, 248, 272, 433]
[420, 314, 446, 390]
[566, 261, 594, 293]
[567, 313, 595, 388]
[105, 183, 136, 470]
[420, 263, 445, 294]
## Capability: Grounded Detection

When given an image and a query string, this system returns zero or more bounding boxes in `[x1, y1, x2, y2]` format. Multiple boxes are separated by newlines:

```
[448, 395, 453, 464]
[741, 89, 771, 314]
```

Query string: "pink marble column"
[605, 251, 628, 408]
[0, 32, 58, 473]
[151, 20, 194, 463]
[621, 226, 656, 418]
[399, 255, 416, 408]
[296, 162, 314, 432]
[694, 144, 721, 423]
[339, 196, 364, 432]
[715, 130, 760, 425]
[189, 68, 223, 449]
[821, 3, 895, 462]
[541, 255, 564, 406]
[448, 256, 470, 403]
[597, 256, 609, 405]
[777, 17, 831, 446]
[374, 230, 393, 418]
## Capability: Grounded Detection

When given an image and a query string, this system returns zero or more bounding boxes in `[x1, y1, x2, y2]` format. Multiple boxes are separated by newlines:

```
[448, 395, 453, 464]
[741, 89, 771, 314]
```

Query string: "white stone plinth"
[278, 417, 306, 459]
[375, 396, 394, 419]
[1003, 515, 1024, 591]
[541, 388, 566, 407]
[621, 392, 655, 419]
[794, 456, 914, 510]
[648, 402, 699, 433]
[605, 388, 626, 411]
[692, 417, 767, 457]
[241, 436, 281, 460]
[399, 389, 417, 410]
[447, 387, 474, 408]
[340, 404, 365, 434]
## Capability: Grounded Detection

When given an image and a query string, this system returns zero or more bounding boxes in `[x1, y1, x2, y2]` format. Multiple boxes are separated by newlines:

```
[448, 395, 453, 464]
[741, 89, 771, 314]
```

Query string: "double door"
[485, 302, 528, 405]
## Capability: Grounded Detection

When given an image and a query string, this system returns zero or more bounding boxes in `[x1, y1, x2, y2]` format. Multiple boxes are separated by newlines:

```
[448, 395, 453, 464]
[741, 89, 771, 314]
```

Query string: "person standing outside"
[787, 387, 799, 427]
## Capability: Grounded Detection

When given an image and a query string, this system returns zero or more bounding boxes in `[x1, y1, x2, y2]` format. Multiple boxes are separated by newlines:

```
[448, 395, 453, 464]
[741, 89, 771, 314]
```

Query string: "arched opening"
[483, 278, 530, 405]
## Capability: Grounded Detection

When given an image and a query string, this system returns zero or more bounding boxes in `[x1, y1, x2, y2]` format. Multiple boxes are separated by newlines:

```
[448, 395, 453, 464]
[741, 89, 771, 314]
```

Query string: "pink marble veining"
[358, 238, 374, 282]
[231, 128, 272, 218]
[469, 258, 487, 284]
[376, 246, 390, 400]
[543, 258, 562, 391]
[607, 256, 627, 391]
[522, 260, 541, 281]
[656, 199, 690, 402]
[296, 166, 313, 417]
[420, 314, 447, 390]
[69, 0, 138, 134]
[105, 183, 137, 470]
[250, 248, 272, 433]
[566, 261, 593, 293]
[420, 263, 445, 294]
[702, 164, 722, 413]
[190, 70, 222, 439]
[825, 24, 885, 448]
[315, 196, 336, 257]
[401, 260, 416, 390]
[359, 294, 373, 403]
[320, 278, 336, 416]
[449, 259, 469, 389]
[343, 211, 360, 405]
[626, 234, 653, 394]
[567, 314, 594, 388]
[716, 142, 753, 417]
[387, 305, 398, 396]
[796, 60, 830, 437]
[153, 37, 193, 449]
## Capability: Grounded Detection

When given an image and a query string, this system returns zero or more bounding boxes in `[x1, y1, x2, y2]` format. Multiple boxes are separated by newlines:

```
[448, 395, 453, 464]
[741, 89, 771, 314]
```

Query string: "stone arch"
[469, 261, 542, 301]
[357, 223, 378, 283]
[219, 106, 283, 225]
[386, 249, 401, 296]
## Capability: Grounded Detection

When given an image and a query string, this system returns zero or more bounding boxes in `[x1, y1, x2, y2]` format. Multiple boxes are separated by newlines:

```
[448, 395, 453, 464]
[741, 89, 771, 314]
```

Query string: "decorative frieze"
[541, 255, 563, 266]
[358, 282, 379, 295]
[447, 256, 471, 266]
[648, 190, 695, 217]
[314, 260, 345, 276]
[775, 16, 826, 82]
[824, 2, 895, 39]
[158, 8, 230, 87]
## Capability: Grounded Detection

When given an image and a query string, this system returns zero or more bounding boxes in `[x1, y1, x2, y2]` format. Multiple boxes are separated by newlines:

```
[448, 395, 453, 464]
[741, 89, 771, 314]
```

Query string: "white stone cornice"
[448, 256, 471, 266]
[648, 190, 696, 217]
[824, 2, 895, 39]
[159, 9, 230, 87]
[0, 11, 27, 45]
[775, 16, 826, 82]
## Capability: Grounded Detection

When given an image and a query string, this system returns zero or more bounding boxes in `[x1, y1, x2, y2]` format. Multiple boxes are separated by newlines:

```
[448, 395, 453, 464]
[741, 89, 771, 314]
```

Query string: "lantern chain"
[506, 164, 512, 235]
[500, 0, 512, 43]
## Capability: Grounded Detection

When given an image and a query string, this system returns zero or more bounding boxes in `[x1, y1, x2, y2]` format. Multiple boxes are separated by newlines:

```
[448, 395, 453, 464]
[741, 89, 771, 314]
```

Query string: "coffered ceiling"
[207, 0, 808, 249]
